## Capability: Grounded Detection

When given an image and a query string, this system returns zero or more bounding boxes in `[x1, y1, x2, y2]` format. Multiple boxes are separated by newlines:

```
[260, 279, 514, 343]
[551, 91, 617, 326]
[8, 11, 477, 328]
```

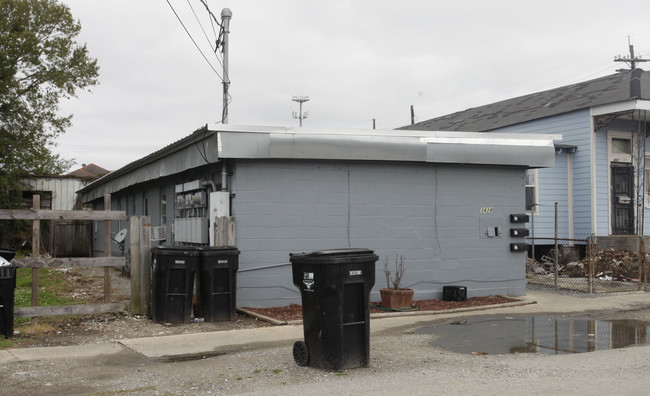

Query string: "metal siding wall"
[232, 159, 527, 308]
[496, 110, 594, 239]
[533, 154, 570, 238]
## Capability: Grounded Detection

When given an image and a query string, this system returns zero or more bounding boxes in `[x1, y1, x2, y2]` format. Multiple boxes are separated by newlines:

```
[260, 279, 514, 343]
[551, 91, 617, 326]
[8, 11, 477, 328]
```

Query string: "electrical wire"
[165, 0, 223, 81]
[186, 0, 217, 52]
[200, 0, 222, 28]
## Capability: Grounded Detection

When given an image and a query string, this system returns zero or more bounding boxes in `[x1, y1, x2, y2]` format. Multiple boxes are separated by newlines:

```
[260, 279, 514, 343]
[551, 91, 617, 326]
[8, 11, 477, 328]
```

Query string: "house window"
[608, 131, 632, 163]
[612, 138, 631, 155]
[525, 169, 538, 214]
[161, 194, 167, 226]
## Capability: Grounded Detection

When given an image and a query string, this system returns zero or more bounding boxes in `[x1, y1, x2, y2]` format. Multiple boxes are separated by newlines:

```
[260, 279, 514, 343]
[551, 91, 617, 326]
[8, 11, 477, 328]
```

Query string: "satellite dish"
[114, 228, 128, 243]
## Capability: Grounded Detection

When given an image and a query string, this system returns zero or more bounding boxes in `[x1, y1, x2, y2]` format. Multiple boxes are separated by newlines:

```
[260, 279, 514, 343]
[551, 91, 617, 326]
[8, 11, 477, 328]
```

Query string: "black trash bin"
[150, 246, 199, 324]
[290, 248, 378, 371]
[0, 248, 17, 339]
[197, 247, 239, 322]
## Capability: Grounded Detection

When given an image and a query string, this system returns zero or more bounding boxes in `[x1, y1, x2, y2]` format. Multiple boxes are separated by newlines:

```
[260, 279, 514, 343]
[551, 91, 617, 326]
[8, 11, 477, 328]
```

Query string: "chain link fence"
[526, 236, 648, 293]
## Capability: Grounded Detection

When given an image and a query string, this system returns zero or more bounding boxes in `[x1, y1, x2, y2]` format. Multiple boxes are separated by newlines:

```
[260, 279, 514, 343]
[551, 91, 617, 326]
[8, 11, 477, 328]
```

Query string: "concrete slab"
[119, 325, 304, 358]
[0, 343, 124, 363]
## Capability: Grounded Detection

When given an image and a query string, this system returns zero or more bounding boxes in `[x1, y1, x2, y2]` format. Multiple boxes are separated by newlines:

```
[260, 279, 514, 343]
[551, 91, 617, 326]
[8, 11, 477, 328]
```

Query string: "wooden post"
[31, 195, 40, 322]
[639, 237, 644, 291]
[130, 216, 151, 315]
[104, 194, 112, 303]
[214, 216, 236, 246]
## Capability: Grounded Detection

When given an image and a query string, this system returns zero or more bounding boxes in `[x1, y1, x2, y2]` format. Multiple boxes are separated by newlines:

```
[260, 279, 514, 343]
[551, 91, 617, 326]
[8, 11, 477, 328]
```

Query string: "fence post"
[639, 236, 648, 291]
[214, 216, 236, 246]
[587, 236, 593, 294]
[103, 194, 112, 303]
[638, 237, 643, 291]
[31, 195, 40, 323]
[130, 216, 151, 315]
[554, 202, 559, 288]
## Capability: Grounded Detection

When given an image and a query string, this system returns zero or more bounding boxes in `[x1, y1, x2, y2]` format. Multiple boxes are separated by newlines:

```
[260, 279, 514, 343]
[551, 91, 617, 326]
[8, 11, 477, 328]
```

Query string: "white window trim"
[525, 169, 539, 215]
[607, 131, 633, 164]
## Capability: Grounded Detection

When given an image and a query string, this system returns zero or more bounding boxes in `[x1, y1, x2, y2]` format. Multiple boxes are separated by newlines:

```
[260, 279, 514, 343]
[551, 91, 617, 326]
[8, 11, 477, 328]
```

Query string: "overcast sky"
[56, 0, 650, 171]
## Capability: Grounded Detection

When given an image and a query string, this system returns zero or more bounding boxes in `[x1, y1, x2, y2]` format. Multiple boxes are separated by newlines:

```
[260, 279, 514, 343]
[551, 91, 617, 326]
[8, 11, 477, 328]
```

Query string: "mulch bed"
[243, 295, 519, 322]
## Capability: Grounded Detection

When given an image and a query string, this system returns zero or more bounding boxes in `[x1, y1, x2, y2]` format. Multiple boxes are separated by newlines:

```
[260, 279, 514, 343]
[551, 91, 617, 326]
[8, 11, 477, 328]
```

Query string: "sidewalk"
[3, 289, 650, 364]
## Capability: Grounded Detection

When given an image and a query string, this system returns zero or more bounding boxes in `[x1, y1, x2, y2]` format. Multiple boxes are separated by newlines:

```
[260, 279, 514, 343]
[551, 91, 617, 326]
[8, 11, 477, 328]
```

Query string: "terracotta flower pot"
[379, 288, 414, 309]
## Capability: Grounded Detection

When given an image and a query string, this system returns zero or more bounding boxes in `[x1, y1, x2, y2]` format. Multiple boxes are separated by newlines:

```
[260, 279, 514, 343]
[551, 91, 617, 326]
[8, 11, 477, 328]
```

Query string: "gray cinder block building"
[79, 125, 557, 307]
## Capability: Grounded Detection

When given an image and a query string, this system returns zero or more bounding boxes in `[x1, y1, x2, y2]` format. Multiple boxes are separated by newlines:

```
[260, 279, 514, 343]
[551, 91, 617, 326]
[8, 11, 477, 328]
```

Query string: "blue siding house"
[403, 69, 650, 240]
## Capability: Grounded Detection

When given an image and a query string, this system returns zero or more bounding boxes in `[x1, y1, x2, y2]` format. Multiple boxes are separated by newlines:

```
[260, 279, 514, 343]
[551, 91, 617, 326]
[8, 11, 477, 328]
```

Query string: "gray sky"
[56, 0, 650, 171]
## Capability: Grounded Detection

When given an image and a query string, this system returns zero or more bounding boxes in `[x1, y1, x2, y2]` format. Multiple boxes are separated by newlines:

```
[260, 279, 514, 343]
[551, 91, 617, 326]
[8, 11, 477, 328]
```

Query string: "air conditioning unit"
[150, 226, 166, 241]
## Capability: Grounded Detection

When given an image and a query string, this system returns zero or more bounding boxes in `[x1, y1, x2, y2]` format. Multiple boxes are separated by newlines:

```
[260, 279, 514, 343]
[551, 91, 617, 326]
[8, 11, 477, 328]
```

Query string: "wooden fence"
[0, 194, 126, 318]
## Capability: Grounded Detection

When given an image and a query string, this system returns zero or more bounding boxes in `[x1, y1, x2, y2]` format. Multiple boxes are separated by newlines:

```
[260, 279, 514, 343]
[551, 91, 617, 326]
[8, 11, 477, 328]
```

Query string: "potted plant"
[379, 255, 414, 309]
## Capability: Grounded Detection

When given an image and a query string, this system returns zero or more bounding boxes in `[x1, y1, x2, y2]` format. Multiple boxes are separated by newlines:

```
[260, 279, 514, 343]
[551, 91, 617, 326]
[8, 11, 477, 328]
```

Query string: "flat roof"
[79, 125, 559, 201]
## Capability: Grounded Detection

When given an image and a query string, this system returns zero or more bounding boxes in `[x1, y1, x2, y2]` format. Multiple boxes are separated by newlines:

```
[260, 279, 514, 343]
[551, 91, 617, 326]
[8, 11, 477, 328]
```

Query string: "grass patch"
[14, 267, 76, 308]
[0, 336, 16, 348]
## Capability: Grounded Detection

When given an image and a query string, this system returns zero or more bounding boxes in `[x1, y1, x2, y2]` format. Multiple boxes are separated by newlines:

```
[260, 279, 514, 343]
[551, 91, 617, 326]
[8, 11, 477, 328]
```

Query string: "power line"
[200, 0, 222, 28]
[186, 0, 216, 52]
[165, 0, 223, 81]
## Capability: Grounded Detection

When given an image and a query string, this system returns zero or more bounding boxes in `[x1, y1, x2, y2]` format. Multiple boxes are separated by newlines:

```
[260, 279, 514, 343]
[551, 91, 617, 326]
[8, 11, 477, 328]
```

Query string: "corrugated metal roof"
[402, 69, 650, 132]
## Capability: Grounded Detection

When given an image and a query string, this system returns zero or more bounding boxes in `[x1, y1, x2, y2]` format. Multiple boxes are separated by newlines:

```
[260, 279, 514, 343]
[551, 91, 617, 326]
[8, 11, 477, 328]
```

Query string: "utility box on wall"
[209, 191, 230, 245]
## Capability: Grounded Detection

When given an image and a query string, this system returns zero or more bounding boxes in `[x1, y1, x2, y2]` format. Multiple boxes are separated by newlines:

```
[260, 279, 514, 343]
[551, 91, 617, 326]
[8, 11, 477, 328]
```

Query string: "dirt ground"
[9, 266, 517, 348]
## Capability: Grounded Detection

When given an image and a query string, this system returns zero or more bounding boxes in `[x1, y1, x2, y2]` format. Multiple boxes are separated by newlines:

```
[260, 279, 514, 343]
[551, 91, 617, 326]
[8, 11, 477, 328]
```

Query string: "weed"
[0, 336, 15, 348]
[272, 369, 282, 374]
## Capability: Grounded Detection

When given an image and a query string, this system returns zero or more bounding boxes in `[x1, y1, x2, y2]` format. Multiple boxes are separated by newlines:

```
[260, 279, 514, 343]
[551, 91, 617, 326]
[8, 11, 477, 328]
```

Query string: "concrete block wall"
[231, 159, 528, 308]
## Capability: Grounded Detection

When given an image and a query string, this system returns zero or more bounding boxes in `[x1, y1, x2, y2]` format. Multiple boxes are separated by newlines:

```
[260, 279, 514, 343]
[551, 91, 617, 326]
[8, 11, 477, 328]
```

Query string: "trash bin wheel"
[293, 341, 309, 367]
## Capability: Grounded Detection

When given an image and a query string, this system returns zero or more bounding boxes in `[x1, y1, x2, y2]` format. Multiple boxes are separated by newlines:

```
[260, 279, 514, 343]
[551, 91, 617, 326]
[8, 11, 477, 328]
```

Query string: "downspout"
[221, 160, 228, 191]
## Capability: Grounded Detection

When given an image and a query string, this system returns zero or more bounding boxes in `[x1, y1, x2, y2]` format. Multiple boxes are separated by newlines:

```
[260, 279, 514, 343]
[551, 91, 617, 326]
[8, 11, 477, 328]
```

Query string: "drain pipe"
[221, 160, 228, 191]
[201, 180, 218, 192]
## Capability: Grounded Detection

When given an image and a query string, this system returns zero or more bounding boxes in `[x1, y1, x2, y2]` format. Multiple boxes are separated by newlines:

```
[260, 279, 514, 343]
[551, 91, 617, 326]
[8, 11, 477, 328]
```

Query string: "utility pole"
[410, 105, 415, 125]
[221, 8, 232, 124]
[292, 96, 309, 127]
[614, 37, 649, 71]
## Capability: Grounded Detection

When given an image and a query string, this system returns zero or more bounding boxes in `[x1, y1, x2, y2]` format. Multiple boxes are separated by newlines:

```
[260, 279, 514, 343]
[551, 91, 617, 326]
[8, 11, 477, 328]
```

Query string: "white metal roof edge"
[214, 125, 559, 167]
[208, 124, 560, 141]
[591, 99, 650, 116]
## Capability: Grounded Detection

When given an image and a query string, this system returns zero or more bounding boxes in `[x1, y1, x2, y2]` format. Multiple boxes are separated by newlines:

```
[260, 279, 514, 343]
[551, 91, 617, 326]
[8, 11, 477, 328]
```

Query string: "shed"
[79, 125, 557, 307]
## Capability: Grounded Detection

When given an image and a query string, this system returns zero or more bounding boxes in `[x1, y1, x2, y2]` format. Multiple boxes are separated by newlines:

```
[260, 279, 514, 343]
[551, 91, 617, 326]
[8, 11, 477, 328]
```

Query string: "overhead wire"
[165, 0, 223, 81]
[196, 0, 231, 123]
[186, 0, 217, 52]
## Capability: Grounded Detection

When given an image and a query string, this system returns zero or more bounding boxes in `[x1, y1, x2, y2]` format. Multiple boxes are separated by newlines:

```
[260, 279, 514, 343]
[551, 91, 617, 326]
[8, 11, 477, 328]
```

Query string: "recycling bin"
[290, 248, 378, 371]
[0, 248, 17, 339]
[197, 246, 240, 321]
[150, 246, 199, 324]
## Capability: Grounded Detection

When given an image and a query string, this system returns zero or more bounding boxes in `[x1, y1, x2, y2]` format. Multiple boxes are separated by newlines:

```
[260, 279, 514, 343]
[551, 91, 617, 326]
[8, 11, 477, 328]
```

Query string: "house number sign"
[480, 207, 493, 213]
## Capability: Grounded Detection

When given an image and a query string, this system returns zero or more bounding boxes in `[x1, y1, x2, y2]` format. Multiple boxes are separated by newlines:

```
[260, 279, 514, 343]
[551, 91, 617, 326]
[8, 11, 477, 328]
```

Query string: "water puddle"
[414, 315, 650, 355]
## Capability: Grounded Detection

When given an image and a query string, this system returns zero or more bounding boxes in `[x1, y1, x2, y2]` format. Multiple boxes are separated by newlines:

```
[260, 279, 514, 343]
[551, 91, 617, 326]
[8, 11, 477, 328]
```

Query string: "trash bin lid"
[198, 246, 240, 256]
[151, 245, 201, 256]
[290, 248, 378, 264]
[0, 248, 15, 261]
